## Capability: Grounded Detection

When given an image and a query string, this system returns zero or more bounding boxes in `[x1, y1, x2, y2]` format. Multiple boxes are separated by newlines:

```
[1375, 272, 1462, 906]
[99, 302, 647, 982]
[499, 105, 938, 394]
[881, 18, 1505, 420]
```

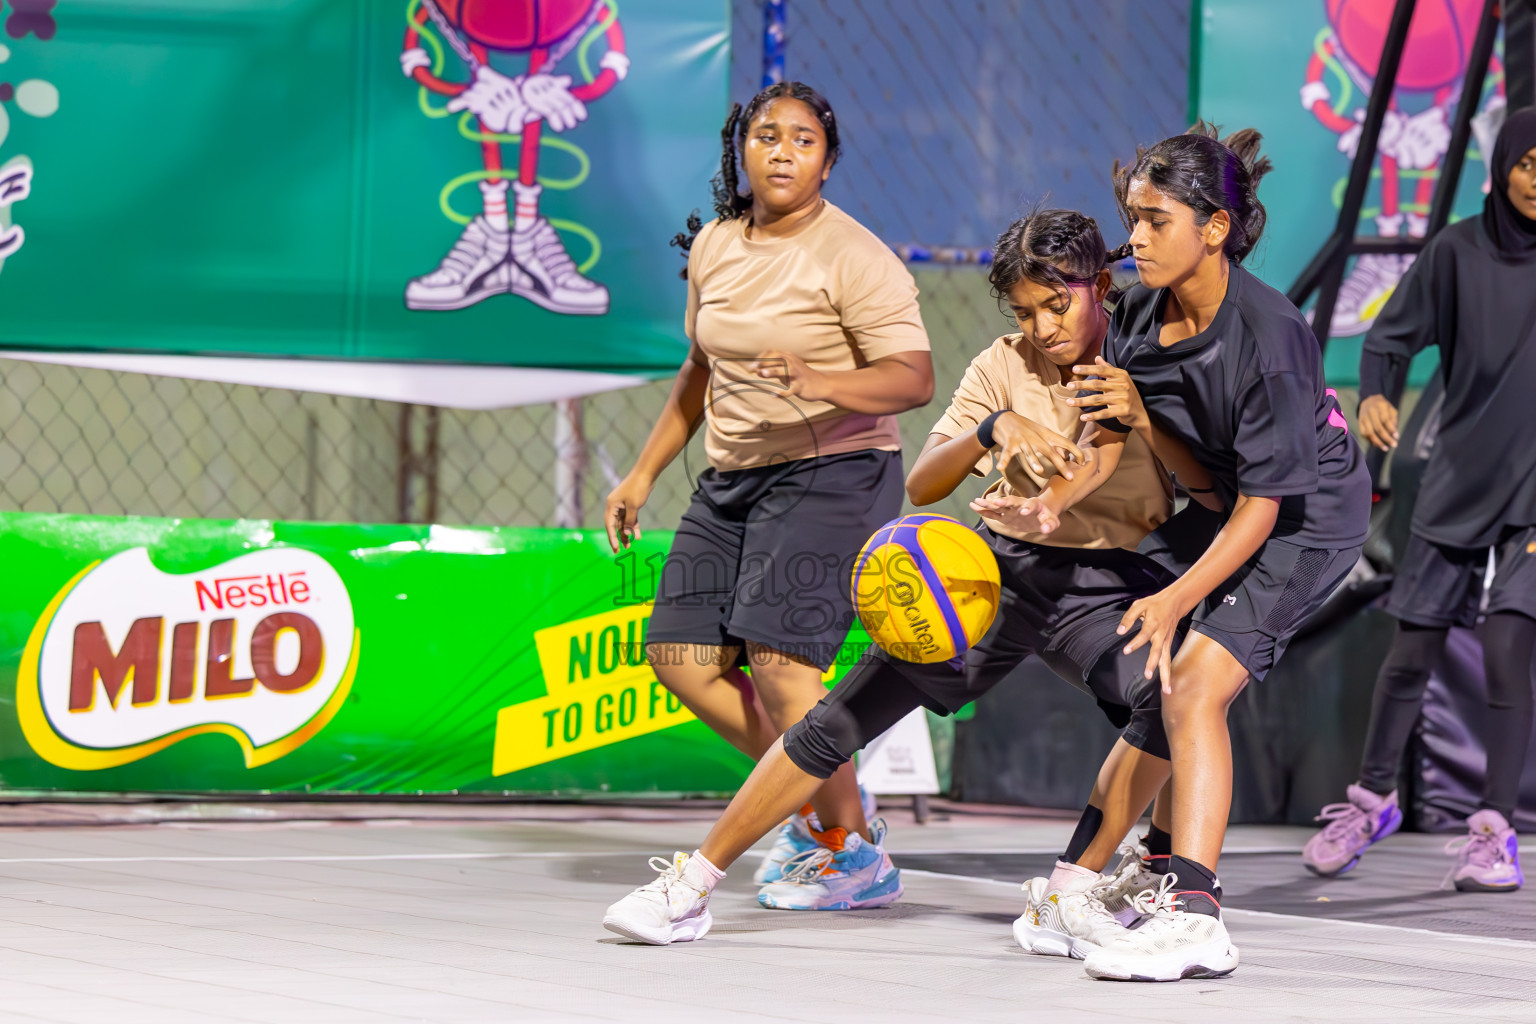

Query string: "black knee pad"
[782, 698, 860, 780]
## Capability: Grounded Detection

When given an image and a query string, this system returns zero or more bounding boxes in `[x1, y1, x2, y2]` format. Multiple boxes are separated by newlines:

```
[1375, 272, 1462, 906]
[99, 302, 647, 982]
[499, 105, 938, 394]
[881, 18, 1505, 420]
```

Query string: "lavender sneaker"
[1446, 809, 1523, 892]
[1302, 784, 1403, 877]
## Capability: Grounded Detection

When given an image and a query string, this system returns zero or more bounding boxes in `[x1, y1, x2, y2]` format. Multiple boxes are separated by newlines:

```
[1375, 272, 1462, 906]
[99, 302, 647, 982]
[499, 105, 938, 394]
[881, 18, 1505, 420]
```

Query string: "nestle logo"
[195, 573, 310, 612]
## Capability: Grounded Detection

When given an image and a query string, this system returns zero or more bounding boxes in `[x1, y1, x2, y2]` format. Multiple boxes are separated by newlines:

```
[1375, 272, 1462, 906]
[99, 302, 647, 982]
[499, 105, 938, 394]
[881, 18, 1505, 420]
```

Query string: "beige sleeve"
[834, 244, 931, 360]
[683, 221, 717, 342]
[931, 348, 1004, 478]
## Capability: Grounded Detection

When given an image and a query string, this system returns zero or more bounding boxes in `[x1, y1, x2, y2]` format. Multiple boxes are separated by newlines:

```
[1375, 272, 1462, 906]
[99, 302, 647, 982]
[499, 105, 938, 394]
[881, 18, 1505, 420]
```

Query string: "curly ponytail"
[671, 82, 842, 278]
[1112, 120, 1273, 263]
[987, 206, 1127, 313]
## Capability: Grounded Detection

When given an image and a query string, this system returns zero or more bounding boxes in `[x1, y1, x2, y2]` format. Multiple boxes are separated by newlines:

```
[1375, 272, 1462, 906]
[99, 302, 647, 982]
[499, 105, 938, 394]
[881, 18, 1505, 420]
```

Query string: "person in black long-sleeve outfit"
[1303, 108, 1536, 892]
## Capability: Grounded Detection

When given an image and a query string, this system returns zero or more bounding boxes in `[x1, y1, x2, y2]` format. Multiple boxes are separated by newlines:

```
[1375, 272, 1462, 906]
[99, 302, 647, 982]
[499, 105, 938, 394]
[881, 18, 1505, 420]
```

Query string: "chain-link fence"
[0, 1, 1190, 531]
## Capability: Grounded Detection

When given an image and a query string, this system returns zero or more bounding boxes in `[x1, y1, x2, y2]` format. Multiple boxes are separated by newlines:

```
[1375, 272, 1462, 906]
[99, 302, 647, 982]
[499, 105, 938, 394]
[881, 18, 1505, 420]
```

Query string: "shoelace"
[775, 845, 835, 884]
[1444, 830, 1507, 869]
[1128, 874, 1179, 919]
[638, 855, 686, 896]
[527, 220, 580, 280]
[1313, 801, 1371, 842]
[434, 223, 499, 278]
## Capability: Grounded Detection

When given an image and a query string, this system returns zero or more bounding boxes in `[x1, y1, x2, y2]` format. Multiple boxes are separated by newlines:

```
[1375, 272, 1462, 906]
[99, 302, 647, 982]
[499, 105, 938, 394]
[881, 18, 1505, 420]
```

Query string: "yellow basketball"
[851, 514, 1001, 664]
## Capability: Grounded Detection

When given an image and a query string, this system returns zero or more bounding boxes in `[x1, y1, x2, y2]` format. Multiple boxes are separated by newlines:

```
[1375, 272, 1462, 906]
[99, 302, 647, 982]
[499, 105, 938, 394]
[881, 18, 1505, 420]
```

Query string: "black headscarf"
[1482, 105, 1536, 262]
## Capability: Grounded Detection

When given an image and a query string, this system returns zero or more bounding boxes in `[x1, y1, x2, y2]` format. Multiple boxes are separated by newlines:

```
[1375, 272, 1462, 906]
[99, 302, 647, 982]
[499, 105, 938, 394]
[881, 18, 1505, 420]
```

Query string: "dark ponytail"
[1113, 120, 1273, 263]
[987, 206, 1127, 313]
[670, 82, 842, 277]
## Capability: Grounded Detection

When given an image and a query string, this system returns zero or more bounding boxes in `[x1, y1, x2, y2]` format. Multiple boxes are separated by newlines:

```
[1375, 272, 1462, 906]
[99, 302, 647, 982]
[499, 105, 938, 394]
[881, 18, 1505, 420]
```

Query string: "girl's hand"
[752, 350, 832, 403]
[991, 411, 1085, 481]
[1067, 357, 1148, 432]
[1117, 585, 1192, 691]
[1357, 394, 1399, 451]
[970, 494, 1061, 536]
[604, 475, 652, 552]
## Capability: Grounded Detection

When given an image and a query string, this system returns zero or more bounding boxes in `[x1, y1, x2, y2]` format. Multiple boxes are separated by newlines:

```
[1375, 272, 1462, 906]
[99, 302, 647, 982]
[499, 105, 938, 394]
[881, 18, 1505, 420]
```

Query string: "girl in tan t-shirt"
[602, 82, 933, 906]
[602, 208, 1221, 952]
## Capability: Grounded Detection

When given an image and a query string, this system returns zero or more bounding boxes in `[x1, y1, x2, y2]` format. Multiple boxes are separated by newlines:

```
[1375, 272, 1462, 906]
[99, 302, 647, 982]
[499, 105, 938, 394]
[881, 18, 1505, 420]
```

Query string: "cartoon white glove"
[1299, 80, 1330, 111]
[1472, 95, 1508, 193]
[600, 51, 631, 82]
[446, 65, 531, 134]
[1338, 108, 1406, 162]
[400, 47, 432, 78]
[1385, 107, 1450, 170]
[522, 73, 589, 132]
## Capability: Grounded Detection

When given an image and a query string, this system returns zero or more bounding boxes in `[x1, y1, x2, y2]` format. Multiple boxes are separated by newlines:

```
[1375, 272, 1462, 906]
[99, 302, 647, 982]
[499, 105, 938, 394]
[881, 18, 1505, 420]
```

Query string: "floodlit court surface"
[0, 801, 1531, 1023]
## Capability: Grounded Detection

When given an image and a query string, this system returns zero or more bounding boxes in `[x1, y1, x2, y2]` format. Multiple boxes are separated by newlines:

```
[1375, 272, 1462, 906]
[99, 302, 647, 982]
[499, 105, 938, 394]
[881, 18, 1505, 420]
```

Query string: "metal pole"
[1309, 0, 1420, 349]
[554, 397, 587, 529]
[423, 404, 441, 524]
[1426, 0, 1500, 237]
[1508, 0, 1536, 109]
[762, 0, 786, 88]
[396, 404, 414, 524]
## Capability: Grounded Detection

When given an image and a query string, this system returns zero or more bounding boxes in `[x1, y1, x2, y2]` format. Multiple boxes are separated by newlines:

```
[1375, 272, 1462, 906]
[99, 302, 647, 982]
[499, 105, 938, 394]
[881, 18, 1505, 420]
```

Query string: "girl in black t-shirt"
[1064, 125, 1371, 982]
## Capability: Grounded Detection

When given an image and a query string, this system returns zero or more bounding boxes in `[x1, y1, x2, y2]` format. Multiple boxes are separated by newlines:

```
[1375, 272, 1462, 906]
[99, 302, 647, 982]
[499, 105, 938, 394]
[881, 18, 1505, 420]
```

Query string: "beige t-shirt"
[686, 201, 931, 472]
[931, 335, 1173, 550]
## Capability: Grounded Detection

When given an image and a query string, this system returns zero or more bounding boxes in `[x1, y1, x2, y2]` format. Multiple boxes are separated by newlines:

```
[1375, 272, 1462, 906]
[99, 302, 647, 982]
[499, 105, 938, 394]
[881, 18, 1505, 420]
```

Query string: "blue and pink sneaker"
[1446, 808, 1524, 892]
[756, 819, 903, 911]
[1302, 784, 1403, 877]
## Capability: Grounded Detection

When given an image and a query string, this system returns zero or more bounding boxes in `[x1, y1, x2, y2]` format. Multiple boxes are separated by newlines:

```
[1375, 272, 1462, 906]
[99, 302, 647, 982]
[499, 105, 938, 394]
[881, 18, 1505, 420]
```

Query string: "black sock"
[1064, 804, 1105, 864]
[1166, 854, 1222, 918]
[1143, 823, 1173, 869]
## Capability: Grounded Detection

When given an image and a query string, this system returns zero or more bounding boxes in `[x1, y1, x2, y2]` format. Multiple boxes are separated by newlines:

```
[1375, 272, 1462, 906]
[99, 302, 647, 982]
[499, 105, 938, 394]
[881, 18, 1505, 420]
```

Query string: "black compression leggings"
[1358, 613, 1536, 820]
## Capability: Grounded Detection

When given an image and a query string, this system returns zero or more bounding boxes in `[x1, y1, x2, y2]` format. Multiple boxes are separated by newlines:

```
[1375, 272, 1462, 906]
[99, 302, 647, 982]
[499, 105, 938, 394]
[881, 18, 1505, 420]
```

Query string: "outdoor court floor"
[0, 799, 1530, 1023]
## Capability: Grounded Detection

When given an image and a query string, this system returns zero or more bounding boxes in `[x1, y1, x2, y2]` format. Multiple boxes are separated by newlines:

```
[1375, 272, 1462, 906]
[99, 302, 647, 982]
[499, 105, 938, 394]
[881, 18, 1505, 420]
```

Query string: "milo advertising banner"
[1194, 0, 1505, 385]
[0, 1, 727, 374]
[0, 512, 877, 796]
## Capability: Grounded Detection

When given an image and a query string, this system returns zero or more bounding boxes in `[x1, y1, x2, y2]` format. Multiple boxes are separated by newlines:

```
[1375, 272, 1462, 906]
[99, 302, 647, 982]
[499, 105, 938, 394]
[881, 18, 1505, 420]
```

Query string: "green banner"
[1195, 0, 1500, 385]
[0, 1, 726, 374]
[0, 511, 879, 796]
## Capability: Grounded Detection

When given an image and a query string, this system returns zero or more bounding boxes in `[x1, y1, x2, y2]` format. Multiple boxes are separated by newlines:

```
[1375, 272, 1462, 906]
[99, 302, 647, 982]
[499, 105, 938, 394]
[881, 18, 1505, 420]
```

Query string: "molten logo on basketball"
[18, 548, 360, 771]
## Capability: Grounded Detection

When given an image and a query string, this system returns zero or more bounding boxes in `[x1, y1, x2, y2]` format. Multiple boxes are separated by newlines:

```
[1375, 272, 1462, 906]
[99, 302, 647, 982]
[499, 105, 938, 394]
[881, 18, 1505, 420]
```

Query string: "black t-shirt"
[1360, 218, 1536, 548]
[1104, 264, 1370, 548]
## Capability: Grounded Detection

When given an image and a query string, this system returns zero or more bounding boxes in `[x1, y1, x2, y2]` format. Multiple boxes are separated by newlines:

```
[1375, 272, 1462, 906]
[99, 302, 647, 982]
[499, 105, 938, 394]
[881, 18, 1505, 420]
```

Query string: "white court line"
[0, 851, 666, 865]
[899, 868, 1536, 951]
[890, 846, 1309, 857]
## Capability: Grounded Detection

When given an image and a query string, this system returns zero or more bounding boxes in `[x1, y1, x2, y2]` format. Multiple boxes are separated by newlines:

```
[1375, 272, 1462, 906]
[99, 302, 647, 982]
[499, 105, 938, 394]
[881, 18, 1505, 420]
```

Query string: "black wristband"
[975, 410, 1006, 449]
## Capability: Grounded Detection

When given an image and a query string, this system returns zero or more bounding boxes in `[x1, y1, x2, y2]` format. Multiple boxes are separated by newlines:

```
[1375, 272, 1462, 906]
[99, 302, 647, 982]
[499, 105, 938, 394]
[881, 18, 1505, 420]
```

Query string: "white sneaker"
[1082, 876, 1239, 982]
[1327, 252, 1413, 336]
[1095, 844, 1166, 925]
[405, 216, 516, 311]
[1013, 875, 1128, 959]
[754, 810, 819, 884]
[602, 852, 714, 945]
[510, 216, 609, 315]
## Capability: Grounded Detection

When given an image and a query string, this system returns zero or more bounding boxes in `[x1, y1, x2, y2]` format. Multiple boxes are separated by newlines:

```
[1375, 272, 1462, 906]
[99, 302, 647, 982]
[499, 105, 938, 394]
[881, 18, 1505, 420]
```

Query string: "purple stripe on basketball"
[850, 521, 901, 606]
[892, 519, 966, 658]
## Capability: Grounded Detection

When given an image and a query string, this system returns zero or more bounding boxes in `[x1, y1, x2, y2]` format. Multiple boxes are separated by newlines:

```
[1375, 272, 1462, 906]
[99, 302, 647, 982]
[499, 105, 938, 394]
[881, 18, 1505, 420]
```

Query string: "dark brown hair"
[1113, 121, 1273, 262]
[670, 82, 841, 275]
[987, 207, 1129, 314]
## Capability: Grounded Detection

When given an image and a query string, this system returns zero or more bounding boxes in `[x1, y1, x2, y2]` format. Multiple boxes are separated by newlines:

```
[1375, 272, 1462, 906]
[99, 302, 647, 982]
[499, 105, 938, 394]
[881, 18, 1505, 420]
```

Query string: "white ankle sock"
[1048, 859, 1102, 894]
[685, 850, 725, 891]
[479, 179, 510, 232]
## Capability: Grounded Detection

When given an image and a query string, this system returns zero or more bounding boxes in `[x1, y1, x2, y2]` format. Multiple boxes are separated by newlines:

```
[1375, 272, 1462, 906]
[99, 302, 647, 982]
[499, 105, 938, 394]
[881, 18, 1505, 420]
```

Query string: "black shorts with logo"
[644, 449, 904, 671]
[1386, 524, 1536, 628]
[861, 525, 1178, 759]
[1190, 537, 1362, 680]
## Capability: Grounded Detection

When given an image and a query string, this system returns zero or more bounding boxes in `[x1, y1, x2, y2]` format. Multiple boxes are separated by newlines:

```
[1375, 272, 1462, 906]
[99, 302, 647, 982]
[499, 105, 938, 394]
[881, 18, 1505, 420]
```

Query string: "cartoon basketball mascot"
[1300, 0, 1503, 335]
[400, 0, 627, 315]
